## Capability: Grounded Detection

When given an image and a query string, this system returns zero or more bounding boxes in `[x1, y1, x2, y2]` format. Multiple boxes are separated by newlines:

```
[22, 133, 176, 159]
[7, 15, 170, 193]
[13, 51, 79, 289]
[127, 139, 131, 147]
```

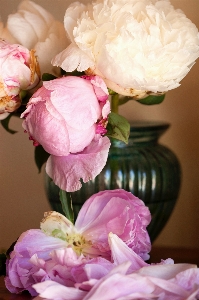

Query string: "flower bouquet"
[1, 0, 199, 299]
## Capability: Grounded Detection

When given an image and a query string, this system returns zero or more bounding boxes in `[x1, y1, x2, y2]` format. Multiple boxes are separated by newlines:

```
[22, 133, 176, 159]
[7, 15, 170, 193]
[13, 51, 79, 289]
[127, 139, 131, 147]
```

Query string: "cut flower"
[5, 189, 151, 295]
[40, 189, 151, 260]
[21, 75, 111, 192]
[53, 0, 199, 97]
[1, 0, 68, 75]
[0, 39, 40, 115]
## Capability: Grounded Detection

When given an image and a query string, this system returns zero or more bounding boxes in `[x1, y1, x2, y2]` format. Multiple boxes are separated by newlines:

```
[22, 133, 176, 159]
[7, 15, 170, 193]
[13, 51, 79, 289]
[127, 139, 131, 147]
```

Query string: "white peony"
[1, 0, 68, 75]
[53, 0, 199, 98]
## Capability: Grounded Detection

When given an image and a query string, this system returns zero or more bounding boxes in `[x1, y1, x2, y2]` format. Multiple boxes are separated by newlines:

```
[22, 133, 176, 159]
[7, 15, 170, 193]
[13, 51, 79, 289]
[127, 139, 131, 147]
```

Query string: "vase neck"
[111, 121, 170, 147]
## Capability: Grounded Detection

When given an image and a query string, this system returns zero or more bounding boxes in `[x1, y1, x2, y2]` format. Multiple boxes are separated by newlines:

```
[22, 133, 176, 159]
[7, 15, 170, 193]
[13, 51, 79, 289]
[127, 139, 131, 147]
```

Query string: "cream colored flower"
[53, 0, 199, 98]
[1, 0, 68, 75]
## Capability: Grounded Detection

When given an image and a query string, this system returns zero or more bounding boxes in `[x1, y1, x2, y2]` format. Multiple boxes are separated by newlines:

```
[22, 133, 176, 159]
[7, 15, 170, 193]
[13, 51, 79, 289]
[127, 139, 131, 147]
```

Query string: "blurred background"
[1, 0, 199, 251]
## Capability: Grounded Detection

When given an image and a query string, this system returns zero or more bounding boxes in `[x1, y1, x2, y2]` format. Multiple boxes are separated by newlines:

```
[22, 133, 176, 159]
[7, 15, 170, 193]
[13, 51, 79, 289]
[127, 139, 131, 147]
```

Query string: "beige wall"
[1, 0, 199, 251]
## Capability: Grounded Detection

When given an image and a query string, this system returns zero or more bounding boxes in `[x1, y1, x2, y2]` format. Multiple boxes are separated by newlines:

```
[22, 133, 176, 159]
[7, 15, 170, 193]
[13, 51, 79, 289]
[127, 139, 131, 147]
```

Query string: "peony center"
[66, 232, 91, 255]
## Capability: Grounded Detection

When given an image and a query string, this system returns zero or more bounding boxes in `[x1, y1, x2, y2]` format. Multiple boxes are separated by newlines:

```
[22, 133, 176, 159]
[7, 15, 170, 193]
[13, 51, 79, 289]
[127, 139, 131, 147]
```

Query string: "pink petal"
[43, 77, 101, 130]
[108, 233, 148, 271]
[81, 75, 109, 102]
[148, 276, 190, 298]
[172, 267, 199, 292]
[23, 99, 70, 156]
[33, 280, 87, 300]
[14, 229, 66, 258]
[75, 190, 150, 259]
[46, 136, 110, 192]
[84, 270, 155, 300]
[137, 263, 197, 280]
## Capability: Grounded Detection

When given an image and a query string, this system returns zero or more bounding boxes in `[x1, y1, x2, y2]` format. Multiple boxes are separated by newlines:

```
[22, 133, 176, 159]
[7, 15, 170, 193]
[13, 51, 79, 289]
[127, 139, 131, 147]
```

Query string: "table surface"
[1, 246, 199, 299]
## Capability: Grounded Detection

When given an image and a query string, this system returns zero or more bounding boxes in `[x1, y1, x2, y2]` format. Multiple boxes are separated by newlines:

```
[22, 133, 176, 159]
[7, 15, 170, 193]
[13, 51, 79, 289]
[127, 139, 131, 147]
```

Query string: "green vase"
[45, 121, 181, 242]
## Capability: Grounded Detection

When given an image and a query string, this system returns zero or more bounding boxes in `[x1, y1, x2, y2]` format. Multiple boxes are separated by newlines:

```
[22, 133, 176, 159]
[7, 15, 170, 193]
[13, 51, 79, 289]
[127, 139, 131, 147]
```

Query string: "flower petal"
[108, 233, 148, 271]
[52, 43, 95, 72]
[84, 267, 155, 300]
[33, 280, 87, 300]
[40, 211, 76, 240]
[137, 263, 197, 280]
[46, 136, 110, 192]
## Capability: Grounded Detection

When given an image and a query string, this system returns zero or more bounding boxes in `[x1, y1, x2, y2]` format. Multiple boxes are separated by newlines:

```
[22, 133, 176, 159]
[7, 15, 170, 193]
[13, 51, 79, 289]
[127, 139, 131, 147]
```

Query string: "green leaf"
[34, 146, 50, 173]
[0, 114, 17, 134]
[106, 112, 130, 144]
[118, 96, 132, 106]
[59, 190, 74, 224]
[0, 253, 6, 276]
[42, 73, 57, 81]
[137, 94, 166, 105]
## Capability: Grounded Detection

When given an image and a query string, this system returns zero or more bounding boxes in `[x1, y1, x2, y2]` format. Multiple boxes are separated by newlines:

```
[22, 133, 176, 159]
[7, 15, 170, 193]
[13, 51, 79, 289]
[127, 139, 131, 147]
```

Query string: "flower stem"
[111, 94, 119, 114]
[59, 190, 74, 224]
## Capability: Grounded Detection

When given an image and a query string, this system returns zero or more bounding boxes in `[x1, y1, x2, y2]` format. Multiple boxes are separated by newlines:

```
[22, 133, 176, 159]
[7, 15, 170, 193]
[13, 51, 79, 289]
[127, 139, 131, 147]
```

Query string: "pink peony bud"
[0, 40, 40, 115]
[21, 75, 111, 192]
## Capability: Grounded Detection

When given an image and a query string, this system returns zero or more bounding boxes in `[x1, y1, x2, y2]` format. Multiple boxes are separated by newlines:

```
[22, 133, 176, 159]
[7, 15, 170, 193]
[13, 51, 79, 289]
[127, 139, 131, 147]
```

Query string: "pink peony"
[0, 39, 40, 115]
[40, 190, 151, 260]
[21, 75, 110, 192]
[75, 189, 151, 260]
[5, 189, 151, 296]
[4, 229, 67, 296]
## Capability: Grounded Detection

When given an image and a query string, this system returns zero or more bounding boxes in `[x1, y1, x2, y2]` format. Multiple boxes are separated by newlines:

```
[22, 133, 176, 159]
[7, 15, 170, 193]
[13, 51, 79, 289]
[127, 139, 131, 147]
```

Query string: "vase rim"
[129, 121, 170, 131]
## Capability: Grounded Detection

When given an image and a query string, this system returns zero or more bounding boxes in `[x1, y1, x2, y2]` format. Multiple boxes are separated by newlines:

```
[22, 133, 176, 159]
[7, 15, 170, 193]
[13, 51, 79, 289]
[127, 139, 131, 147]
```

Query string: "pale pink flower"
[5, 229, 113, 296]
[21, 75, 110, 192]
[1, 0, 68, 75]
[0, 40, 40, 115]
[5, 189, 151, 295]
[75, 189, 151, 260]
[40, 189, 151, 260]
[4, 229, 67, 296]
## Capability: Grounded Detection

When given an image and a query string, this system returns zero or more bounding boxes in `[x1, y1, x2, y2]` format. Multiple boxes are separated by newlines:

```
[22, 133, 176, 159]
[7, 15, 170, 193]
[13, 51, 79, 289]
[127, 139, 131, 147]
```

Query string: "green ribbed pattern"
[45, 122, 181, 242]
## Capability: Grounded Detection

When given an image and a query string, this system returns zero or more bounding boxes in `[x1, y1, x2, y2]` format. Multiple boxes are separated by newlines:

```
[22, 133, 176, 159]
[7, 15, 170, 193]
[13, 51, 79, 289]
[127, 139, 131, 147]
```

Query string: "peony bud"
[0, 40, 40, 115]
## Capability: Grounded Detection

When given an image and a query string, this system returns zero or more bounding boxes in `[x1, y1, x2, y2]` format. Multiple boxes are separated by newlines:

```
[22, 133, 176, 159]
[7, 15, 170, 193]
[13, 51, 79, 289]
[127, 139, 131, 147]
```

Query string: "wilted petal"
[5, 229, 66, 295]
[46, 136, 110, 192]
[108, 233, 148, 271]
[40, 211, 76, 239]
[84, 266, 155, 300]
[72, 257, 113, 284]
[147, 276, 191, 298]
[14, 229, 66, 258]
[171, 267, 199, 292]
[33, 280, 87, 300]
[137, 263, 197, 280]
